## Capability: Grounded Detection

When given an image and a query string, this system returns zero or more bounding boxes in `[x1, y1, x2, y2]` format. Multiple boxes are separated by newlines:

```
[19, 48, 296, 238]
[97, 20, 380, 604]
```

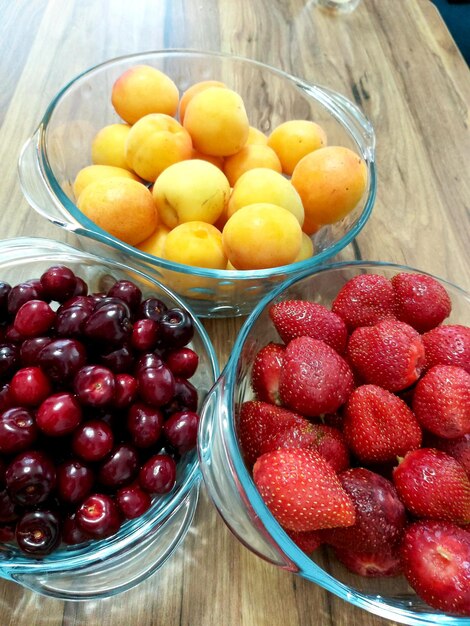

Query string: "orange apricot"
[223, 144, 282, 187]
[179, 80, 226, 124]
[268, 120, 327, 175]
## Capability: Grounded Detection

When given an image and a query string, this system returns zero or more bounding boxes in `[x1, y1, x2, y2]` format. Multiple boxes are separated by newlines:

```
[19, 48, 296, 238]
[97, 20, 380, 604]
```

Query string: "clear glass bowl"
[0, 237, 219, 600]
[198, 261, 470, 625]
[18, 50, 376, 318]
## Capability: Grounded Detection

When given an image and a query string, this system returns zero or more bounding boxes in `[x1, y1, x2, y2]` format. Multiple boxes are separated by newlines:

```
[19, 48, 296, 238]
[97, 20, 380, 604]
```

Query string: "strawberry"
[412, 365, 470, 439]
[422, 324, 470, 373]
[393, 448, 470, 524]
[391, 272, 452, 333]
[347, 318, 425, 392]
[269, 300, 348, 354]
[279, 336, 354, 417]
[285, 528, 322, 554]
[343, 385, 422, 463]
[252, 448, 356, 532]
[237, 400, 307, 467]
[425, 432, 470, 477]
[401, 520, 470, 616]
[251, 342, 285, 404]
[259, 422, 350, 473]
[333, 545, 402, 578]
[319, 468, 406, 552]
[331, 273, 396, 331]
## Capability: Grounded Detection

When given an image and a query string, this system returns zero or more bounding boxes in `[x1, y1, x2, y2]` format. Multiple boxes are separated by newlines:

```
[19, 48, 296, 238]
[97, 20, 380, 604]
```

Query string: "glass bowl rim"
[0, 236, 220, 574]
[219, 259, 470, 625]
[35, 48, 377, 280]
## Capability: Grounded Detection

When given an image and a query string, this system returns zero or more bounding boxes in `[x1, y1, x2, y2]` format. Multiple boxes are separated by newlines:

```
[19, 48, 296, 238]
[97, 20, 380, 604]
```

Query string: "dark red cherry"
[38, 338, 87, 381]
[100, 344, 134, 373]
[98, 444, 139, 487]
[107, 280, 142, 312]
[55, 305, 92, 337]
[7, 282, 44, 316]
[16, 509, 61, 556]
[139, 297, 167, 322]
[76, 493, 121, 538]
[0, 383, 14, 413]
[158, 308, 194, 349]
[163, 410, 199, 453]
[0, 407, 38, 453]
[0, 282, 11, 322]
[164, 377, 198, 414]
[5, 450, 56, 505]
[74, 365, 115, 407]
[36, 392, 82, 436]
[40, 265, 77, 302]
[72, 276, 88, 297]
[10, 366, 52, 406]
[134, 353, 164, 376]
[72, 420, 114, 462]
[127, 403, 163, 448]
[138, 365, 175, 407]
[0, 488, 20, 523]
[165, 347, 199, 378]
[116, 483, 151, 519]
[0, 343, 19, 378]
[13, 300, 56, 337]
[131, 319, 159, 351]
[20, 337, 52, 366]
[62, 512, 92, 545]
[139, 454, 176, 495]
[57, 459, 95, 504]
[113, 374, 138, 409]
[84, 302, 132, 347]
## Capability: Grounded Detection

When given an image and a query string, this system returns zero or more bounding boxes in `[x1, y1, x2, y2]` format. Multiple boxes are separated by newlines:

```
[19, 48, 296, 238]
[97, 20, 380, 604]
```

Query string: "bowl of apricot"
[19, 50, 376, 317]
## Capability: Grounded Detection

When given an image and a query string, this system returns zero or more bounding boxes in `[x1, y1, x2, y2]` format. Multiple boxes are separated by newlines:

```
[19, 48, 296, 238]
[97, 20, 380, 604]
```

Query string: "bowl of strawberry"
[0, 237, 218, 599]
[198, 261, 470, 624]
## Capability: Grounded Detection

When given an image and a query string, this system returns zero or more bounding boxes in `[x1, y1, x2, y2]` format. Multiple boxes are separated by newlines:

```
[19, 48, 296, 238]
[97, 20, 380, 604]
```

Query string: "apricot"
[179, 80, 226, 124]
[268, 120, 327, 175]
[227, 168, 304, 226]
[125, 114, 193, 182]
[163, 221, 227, 269]
[73, 165, 141, 200]
[76, 177, 158, 246]
[191, 148, 224, 170]
[91, 124, 132, 170]
[183, 87, 249, 157]
[137, 223, 171, 258]
[294, 232, 315, 262]
[152, 159, 230, 229]
[223, 144, 282, 186]
[291, 146, 367, 232]
[245, 126, 268, 146]
[111, 65, 179, 124]
[222, 203, 302, 270]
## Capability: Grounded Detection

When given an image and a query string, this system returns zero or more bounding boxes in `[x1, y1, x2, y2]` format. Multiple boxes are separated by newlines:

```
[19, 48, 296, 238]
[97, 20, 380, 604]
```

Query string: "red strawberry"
[412, 365, 470, 439]
[237, 400, 307, 467]
[333, 545, 402, 578]
[269, 300, 348, 354]
[279, 337, 354, 417]
[422, 324, 470, 373]
[251, 342, 285, 404]
[331, 274, 396, 331]
[347, 319, 425, 391]
[393, 448, 470, 524]
[426, 432, 470, 477]
[285, 528, 322, 554]
[253, 448, 356, 532]
[391, 272, 452, 333]
[319, 468, 406, 552]
[259, 422, 350, 473]
[401, 520, 470, 616]
[343, 385, 422, 463]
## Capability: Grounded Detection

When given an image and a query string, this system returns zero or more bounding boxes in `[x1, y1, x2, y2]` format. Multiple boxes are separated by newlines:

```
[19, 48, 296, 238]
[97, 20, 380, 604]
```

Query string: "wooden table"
[0, 0, 469, 624]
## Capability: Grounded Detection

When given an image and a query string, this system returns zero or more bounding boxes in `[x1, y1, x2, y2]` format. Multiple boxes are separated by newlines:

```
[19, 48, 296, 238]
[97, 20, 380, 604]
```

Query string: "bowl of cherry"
[0, 236, 218, 600]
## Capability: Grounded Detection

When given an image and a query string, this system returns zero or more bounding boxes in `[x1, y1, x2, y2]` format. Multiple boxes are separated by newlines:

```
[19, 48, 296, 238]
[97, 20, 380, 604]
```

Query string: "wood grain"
[0, 0, 469, 624]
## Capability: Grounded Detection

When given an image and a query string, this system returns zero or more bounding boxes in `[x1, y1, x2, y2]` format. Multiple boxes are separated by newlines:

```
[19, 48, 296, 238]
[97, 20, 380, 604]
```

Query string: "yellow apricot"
[73, 165, 141, 200]
[152, 159, 230, 229]
[111, 65, 179, 124]
[268, 120, 327, 175]
[91, 124, 132, 170]
[179, 80, 227, 124]
[163, 221, 227, 269]
[222, 203, 302, 270]
[245, 126, 268, 146]
[294, 232, 315, 262]
[137, 223, 171, 258]
[291, 146, 367, 231]
[125, 114, 193, 182]
[77, 177, 158, 246]
[223, 144, 282, 187]
[191, 148, 224, 170]
[183, 87, 249, 157]
[227, 168, 304, 226]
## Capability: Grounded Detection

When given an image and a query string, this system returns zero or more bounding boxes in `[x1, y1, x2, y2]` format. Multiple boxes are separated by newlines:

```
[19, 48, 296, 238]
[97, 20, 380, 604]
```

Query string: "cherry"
[127, 402, 163, 448]
[58, 295, 94, 313]
[84, 302, 132, 347]
[57, 459, 94, 504]
[139, 297, 167, 322]
[20, 337, 52, 366]
[0, 282, 11, 322]
[131, 318, 159, 352]
[7, 282, 43, 316]
[116, 483, 151, 519]
[72, 420, 114, 462]
[10, 366, 52, 406]
[76, 493, 121, 538]
[0, 407, 38, 453]
[16, 510, 61, 556]
[139, 454, 176, 495]
[107, 280, 142, 312]
[138, 365, 175, 407]
[74, 365, 115, 407]
[113, 374, 138, 409]
[38, 338, 87, 381]
[164, 377, 198, 414]
[158, 308, 194, 349]
[4, 325, 22, 344]
[5, 450, 56, 505]
[0, 524, 16, 542]
[165, 347, 199, 379]
[55, 305, 92, 337]
[40, 265, 77, 302]
[100, 344, 134, 373]
[0, 488, 20, 523]
[134, 353, 164, 376]
[36, 392, 82, 436]
[62, 512, 92, 545]
[98, 444, 139, 487]
[163, 410, 200, 453]
[0, 383, 14, 412]
[72, 276, 88, 297]
[13, 300, 56, 338]
[0, 343, 19, 378]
